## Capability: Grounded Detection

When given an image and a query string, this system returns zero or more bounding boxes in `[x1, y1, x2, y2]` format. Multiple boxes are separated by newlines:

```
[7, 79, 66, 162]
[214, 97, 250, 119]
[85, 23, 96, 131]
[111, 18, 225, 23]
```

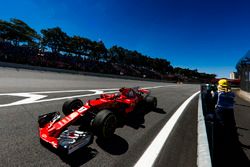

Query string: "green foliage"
[108, 45, 173, 74]
[0, 18, 39, 46]
[0, 20, 13, 40]
[67, 35, 92, 56]
[174, 67, 216, 79]
[41, 27, 69, 53]
[90, 41, 108, 61]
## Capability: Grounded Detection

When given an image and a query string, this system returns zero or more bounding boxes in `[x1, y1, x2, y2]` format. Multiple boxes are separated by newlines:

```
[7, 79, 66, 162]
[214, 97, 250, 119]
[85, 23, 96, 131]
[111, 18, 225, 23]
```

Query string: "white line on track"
[0, 89, 113, 95]
[5, 93, 47, 106]
[134, 91, 200, 167]
[0, 90, 103, 108]
[0, 85, 176, 95]
[0, 85, 177, 108]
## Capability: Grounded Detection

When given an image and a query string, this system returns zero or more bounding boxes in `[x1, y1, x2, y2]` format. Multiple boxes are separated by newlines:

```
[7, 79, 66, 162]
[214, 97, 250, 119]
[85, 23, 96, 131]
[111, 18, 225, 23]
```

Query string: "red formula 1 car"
[38, 87, 157, 154]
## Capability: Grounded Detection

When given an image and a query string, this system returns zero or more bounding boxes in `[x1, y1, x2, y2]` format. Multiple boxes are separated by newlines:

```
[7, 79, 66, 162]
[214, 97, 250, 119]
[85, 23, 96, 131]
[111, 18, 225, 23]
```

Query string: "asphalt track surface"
[0, 67, 200, 167]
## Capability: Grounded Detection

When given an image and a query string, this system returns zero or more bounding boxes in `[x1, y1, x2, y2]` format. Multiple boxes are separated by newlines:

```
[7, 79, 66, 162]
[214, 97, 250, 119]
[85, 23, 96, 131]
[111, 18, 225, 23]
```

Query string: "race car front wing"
[38, 111, 93, 154]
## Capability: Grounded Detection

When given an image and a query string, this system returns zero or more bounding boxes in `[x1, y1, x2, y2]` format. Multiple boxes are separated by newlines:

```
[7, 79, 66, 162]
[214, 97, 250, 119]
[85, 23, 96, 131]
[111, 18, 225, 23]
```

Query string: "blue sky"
[1, 0, 250, 78]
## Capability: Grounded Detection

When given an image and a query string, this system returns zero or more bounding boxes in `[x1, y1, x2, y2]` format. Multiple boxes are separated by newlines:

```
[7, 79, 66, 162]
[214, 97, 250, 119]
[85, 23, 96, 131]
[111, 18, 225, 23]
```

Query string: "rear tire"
[92, 109, 117, 138]
[62, 99, 83, 116]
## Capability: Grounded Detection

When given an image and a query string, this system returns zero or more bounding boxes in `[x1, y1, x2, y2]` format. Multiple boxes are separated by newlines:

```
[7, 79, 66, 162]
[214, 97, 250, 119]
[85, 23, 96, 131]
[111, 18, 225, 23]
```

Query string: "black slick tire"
[144, 96, 157, 109]
[92, 109, 117, 138]
[62, 99, 83, 116]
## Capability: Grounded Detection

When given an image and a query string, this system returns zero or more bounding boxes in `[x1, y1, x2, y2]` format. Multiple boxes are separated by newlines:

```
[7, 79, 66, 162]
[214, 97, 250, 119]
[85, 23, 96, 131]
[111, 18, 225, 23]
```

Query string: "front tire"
[62, 99, 83, 116]
[92, 109, 117, 138]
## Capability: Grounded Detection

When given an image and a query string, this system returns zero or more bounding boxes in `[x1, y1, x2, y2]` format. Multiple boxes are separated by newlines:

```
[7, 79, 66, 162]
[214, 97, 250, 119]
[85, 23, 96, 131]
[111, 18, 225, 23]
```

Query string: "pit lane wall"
[200, 85, 213, 166]
[200, 84, 248, 167]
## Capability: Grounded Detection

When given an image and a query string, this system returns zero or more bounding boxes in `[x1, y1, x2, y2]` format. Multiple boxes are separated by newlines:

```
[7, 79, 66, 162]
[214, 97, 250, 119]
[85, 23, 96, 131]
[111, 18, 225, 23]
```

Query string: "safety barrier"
[239, 64, 250, 92]
[200, 84, 240, 167]
[200, 84, 215, 165]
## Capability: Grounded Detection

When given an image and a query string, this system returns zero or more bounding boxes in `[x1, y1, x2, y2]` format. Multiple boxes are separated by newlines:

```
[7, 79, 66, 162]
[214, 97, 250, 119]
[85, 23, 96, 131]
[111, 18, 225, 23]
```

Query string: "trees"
[66, 36, 108, 61]
[0, 18, 216, 81]
[41, 27, 69, 53]
[0, 20, 14, 41]
[40, 28, 107, 61]
[0, 18, 39, 46]
[149, 58, 172, 74]
[109, 46, 127, 64]
[108, 46, 173, 74]
[68, 36, 92, 57]
[90, 40, 108, 61]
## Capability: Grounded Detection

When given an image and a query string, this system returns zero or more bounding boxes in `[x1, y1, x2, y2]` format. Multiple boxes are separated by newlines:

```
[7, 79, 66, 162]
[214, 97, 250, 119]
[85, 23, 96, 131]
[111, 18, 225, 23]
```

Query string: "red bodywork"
[39, 87, 150, 149]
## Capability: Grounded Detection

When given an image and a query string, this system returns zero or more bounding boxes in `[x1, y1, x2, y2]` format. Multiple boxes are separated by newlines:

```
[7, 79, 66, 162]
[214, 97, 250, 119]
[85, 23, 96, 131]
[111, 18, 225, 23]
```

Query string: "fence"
[237, 51, 250, 92]
[239, 64, 250, 92]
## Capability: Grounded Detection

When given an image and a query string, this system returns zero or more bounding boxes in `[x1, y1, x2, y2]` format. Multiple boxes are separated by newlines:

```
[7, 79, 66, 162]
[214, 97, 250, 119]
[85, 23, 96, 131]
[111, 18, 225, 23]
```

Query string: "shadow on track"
[213, 126, 250, 167]
[96, 134, 129, 155]
[212, 121, 250, 167]
[124, 107, 166, 129]
[40, 140, 98, 167]
[206, 112, 250, 167]
[95, 108, 166, 155]
[59, 147, 98, 167]
[201, 87, 250, 167]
